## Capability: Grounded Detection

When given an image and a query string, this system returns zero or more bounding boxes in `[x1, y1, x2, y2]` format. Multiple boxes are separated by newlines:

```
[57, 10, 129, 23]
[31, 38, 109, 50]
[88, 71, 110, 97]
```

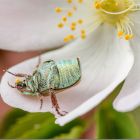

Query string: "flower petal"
[0, 0, 71, 51]
[0, 24, 134, 125]
[113, 15, 140, 112]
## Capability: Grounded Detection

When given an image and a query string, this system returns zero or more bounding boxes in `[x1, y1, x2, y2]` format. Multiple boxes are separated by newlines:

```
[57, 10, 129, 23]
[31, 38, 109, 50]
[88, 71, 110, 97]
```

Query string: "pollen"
[118, 31, 123, 37]
[67, 0, 72, 3]
[57, 23, 64, 28]
[55, 0, 140, 42]
[55, 7, 62, 13]
[15, 78, 21, 84]
[64, 34, 75, 42]
[94, 0, 140, 40]
[55, 0, 89, 42]
[62, 16, 67, 22]
[95, 2, 101, 9]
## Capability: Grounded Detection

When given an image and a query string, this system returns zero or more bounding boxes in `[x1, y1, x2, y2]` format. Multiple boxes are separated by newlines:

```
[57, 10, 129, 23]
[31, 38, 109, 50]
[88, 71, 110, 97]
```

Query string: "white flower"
[0, 0, 140, 126]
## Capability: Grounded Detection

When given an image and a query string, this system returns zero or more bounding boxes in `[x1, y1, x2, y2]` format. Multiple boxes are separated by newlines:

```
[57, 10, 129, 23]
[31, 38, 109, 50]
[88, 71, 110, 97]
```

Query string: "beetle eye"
[22, 83, 26, 87]
[17, 82, 26, 88]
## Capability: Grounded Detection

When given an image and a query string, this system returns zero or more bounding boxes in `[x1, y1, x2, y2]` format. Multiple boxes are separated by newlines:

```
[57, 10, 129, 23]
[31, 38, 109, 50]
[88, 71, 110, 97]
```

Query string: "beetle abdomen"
[56, 58, 81, 89]
[37, 58, 81, 92]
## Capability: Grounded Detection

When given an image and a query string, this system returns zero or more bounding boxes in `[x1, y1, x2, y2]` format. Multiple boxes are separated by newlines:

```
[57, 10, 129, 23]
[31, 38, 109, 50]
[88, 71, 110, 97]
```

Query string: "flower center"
[55, 0, 140, 42]
[96, 0, 132, 24]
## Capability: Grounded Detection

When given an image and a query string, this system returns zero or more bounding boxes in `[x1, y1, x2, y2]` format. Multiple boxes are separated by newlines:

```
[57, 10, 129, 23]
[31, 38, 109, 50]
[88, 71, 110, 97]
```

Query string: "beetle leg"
[50, 91, 67, 116]
[37, 93, 44, 109]
[36, 55, 41, 68]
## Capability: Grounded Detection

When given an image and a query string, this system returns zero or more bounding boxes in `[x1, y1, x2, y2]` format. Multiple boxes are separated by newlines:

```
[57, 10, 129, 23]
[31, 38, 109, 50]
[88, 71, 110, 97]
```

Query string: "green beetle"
[7, 58, 81, 116]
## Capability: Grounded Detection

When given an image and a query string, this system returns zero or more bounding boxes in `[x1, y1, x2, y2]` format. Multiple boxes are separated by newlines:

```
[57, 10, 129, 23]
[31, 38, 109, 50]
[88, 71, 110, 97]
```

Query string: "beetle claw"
[50, 92, 67, 116]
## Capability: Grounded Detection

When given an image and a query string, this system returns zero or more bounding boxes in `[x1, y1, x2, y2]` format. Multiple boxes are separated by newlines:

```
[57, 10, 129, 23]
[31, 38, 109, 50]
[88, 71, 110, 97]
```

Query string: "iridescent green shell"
[23, 58, 81, 95]
[56, 58, 81, 89]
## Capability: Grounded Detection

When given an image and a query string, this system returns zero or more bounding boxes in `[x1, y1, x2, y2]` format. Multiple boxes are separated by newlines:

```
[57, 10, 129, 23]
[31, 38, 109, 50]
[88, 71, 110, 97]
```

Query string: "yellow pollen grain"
[78, 0, 83, 3]
[71, 22, 77, 26]
[64, 38, 69, 42]
[78, 19, 83, 24]
[62, 16, 67, 22]
[58, 23, 64, 28]
[67, 11, 73, 17]
[81, 29, 86, 34]
[95, 2, 101, 9]
[55, 7, 62, 13]
[69, 34, 75, 39]
[118, 31, 123, 37]
[70, 25, 76, 30]
[67, 0, 72, 3]
[15, 78, 21, 84]
[64, 34, 75, 42]
[125, 34, 133, 40]
[81, 34, 86, 39]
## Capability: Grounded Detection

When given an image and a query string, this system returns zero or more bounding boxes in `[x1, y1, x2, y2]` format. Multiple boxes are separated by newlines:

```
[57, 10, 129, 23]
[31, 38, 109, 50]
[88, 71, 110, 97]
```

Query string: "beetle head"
[8, 78, 33, 93]
[15, 79, 27, 90]
[6, 71, 34, 93]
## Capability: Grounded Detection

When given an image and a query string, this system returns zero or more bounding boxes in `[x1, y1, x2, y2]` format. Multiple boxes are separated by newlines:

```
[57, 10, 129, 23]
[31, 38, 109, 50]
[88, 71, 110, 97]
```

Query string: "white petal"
[0, 0, 70, 51]
[0, 24, 134, 126]
[113, 18, 140, 112]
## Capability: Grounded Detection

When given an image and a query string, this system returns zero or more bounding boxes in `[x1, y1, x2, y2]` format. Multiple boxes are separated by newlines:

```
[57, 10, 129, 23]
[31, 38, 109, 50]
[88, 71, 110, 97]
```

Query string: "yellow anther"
[125, 34, 133, 40]
[15, 78, 21, 84]
[78, 19, 83, 24]
[71, 22, 77, 26]
[118, 31, 123, 37]
[81, 34, 86, 39]
[58, 23, 64, 28]
[78, 0, 83, 3]
[81, 29, 86, 34]
[67, 0, 72, 3]
[67, 11, 73, 17]
[95, 2, 101, 9]
[55, 7, 62, 13]
[64, 37, 69, 42]
[64, 34, 75, 42]
[69, 34, 75, 39]
[62, 16, 67, 22]
[70, 25, 76, 30]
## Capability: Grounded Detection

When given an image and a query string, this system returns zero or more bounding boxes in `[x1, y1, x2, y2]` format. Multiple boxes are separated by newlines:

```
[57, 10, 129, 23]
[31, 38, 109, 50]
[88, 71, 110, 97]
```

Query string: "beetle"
[7, 58, 81, 116]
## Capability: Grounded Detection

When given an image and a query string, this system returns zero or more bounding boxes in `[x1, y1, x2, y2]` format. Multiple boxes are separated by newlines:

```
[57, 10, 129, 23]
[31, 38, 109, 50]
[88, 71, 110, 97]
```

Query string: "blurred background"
[0, 50, 140, 139]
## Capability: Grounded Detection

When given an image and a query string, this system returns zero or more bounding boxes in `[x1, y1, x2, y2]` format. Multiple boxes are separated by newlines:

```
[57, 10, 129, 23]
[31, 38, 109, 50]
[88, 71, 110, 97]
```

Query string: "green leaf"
[95, 105, 140, 139]
[131, 107, 140, 131]
[0, 109, 27, 137]
[94, 83, 139, 139]
[4, 112, 84, 139]
[54, 126, 83, 139]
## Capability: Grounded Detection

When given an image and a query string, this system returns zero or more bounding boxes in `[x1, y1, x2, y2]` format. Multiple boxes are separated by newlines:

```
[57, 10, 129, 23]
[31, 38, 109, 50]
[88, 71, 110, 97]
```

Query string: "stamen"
[95, 2, 102, 9]
[55, 7, 63, 13]
[94, 0, 140, 40]
[55, 0, 94, 42]
[55, 0, 140, 42]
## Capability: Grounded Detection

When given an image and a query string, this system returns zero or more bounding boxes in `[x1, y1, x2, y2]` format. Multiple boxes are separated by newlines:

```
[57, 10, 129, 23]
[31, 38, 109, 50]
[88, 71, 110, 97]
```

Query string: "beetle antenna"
[4, 70, 30, 78]
[4, 70, 17, 77]
[8, 82, 16, 88]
